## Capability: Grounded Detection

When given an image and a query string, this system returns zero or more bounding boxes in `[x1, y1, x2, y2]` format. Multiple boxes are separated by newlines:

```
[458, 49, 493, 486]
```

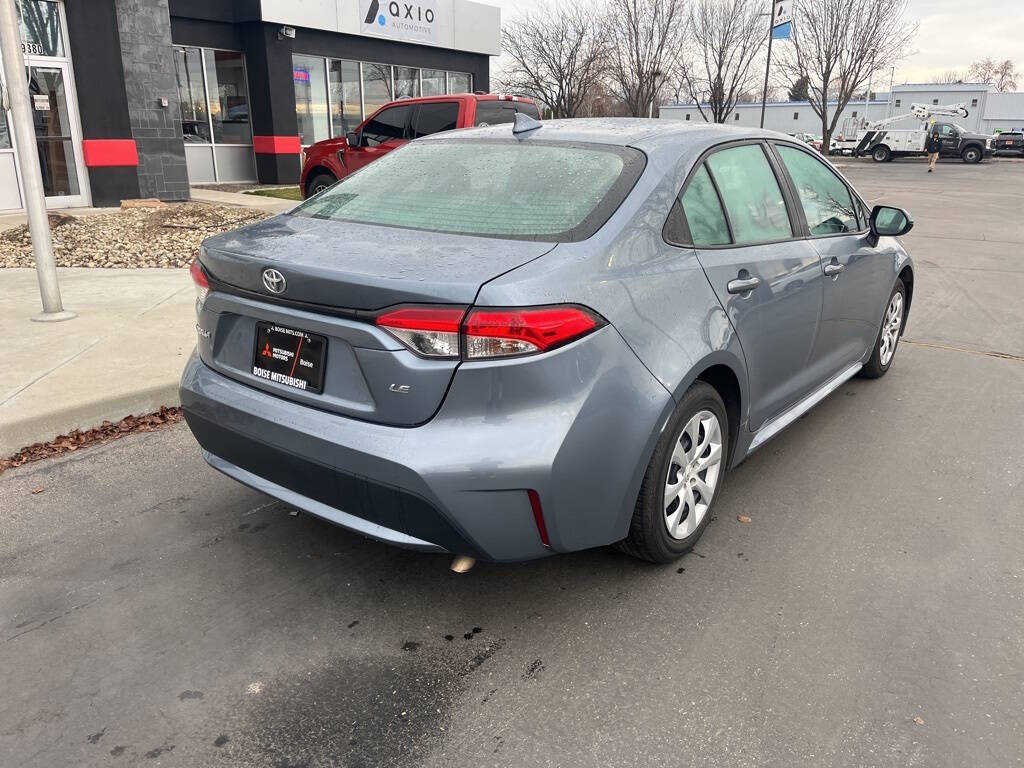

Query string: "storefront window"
[17, 0, 64, 57]
[394, 67, 420, 99]
[362, 63, 394, 117]
[204, 50, 250, 145]
[293, 54, 329, 146]
[174, 47, 209, 143]
[448, 72, 472, 94]
[0, 111, 11, 149]
[329, 59, 362, 137]
[421, 69, 446, 97]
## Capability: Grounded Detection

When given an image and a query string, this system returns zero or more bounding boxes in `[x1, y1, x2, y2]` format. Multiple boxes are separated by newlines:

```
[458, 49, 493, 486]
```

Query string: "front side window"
[293, 54, 328, 145]
[295, 140, 644, 241]
[777, 145, 857, 235]
[705, 145, 792, 244]
[411, 102, 459, 138]
[204, 50, 250, 144]
[680, 165, 730, 246]
[361, 105, 411, 146]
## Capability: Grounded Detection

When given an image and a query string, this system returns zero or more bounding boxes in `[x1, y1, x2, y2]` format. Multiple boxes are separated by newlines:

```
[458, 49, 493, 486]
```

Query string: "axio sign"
[360, 0, 439, 44]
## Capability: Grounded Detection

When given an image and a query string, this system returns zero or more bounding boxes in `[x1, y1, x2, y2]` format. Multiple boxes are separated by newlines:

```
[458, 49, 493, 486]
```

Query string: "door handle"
[727, 276, 761, 294]
[823, 263, 845, 277]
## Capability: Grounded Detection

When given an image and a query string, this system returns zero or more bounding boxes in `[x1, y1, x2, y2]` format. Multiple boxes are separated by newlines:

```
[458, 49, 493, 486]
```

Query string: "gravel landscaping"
[0, 203, 269, 269]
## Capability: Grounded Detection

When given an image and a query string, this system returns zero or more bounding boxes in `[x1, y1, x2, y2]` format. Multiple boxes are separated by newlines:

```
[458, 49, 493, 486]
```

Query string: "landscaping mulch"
[0, 203, 269, 269]
[0, 407, 183, 475]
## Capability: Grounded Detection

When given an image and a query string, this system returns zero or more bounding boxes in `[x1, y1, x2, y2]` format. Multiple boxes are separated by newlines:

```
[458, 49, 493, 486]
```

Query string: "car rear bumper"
[179, 327, 672, 561]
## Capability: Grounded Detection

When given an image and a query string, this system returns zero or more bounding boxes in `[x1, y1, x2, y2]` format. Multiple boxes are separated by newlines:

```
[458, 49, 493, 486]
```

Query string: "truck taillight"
[375, 305, 605, 360]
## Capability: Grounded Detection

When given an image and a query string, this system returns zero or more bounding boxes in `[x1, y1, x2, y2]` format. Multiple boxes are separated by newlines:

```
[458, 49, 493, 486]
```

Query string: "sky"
[485, 0, 1024, 88]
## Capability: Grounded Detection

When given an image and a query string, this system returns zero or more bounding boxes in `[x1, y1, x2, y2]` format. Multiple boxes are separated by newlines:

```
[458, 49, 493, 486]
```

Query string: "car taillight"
[375, 305, 604, 360]
[375, 307, 465, 359]
[189, 258, 210, 306]
[464, 306, 602, 359]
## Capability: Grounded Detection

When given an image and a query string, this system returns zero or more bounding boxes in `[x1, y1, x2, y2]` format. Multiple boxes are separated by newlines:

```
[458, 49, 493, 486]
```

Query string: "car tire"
[618, 382, 729, 563]
[872, 145, 891, 163]
[305, 172, 337, 198]
[961, 146, 982, 164]
[859, 281, 907, 379]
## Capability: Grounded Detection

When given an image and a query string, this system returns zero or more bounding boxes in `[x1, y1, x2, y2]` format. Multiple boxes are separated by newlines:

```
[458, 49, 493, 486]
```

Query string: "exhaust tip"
[450, 555, 476, 573]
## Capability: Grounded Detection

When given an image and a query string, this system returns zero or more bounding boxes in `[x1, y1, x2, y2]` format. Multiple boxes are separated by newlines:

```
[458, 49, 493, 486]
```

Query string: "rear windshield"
[294, 139, 645, 241]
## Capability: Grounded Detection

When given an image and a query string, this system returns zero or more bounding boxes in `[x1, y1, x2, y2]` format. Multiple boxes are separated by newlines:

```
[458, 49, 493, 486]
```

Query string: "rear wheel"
[961, 146, 982, 163]
[306, 172, 336, 198]
[860, 281, 906, 379]
[872, 145, 891, 163]
[618, 382, 728, 563]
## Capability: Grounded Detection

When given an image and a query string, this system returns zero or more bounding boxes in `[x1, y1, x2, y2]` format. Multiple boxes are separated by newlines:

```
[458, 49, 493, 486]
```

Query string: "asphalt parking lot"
[2, 158, 1022, 768]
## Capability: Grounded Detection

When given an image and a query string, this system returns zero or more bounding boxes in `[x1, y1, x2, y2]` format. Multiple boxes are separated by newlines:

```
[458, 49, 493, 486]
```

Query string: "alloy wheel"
[664, 410, 723, 540]
[879, 292, 903, 366]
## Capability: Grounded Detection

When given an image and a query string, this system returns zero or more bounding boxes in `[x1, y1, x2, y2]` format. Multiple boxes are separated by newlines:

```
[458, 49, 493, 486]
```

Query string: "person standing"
[925, 128, 942, 172]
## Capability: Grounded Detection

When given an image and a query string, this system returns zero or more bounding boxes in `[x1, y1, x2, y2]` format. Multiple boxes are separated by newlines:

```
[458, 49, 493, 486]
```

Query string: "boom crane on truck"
[850, 102, 991, 163]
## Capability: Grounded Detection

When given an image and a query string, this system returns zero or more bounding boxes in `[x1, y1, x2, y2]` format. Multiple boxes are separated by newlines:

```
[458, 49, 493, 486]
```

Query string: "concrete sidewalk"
[0, 268, 194, 455]
[189, 185, 296, 213]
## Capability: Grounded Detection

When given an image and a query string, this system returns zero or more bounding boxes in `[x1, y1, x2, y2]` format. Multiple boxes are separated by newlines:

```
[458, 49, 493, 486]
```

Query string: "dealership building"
[0, 0, 500, 211]
[661, 83, 1024, 138]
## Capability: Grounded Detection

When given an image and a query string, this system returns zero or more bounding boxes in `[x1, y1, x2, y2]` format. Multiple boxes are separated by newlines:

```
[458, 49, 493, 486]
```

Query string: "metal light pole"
[0, 0, 75, 322]
[759, 9, 775, 129]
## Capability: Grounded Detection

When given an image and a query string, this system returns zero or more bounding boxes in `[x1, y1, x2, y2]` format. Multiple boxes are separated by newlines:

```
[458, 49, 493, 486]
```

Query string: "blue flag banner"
[772, 21, 792, 39]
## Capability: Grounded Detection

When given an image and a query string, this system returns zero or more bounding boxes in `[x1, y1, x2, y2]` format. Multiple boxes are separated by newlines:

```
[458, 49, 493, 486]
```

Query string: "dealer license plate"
[252, 323, 326, 394]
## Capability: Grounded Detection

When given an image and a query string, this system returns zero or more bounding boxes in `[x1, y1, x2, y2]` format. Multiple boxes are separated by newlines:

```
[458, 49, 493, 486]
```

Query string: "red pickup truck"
[300, 93, 542, 198]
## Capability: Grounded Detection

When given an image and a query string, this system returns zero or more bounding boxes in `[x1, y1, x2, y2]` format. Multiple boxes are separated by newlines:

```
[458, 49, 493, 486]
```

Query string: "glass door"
[26, 62, 83, 205]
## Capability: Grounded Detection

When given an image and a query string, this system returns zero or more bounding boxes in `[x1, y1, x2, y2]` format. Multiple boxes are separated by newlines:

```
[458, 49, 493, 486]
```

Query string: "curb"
[0, 381, 181, 457]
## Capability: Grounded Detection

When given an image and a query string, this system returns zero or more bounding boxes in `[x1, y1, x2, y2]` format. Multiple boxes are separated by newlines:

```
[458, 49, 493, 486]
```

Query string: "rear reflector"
[375, 304, 603, 360]
[528, 489, 551, 548]
[189, 258, 210, 305]
[375, 306, 464, 359]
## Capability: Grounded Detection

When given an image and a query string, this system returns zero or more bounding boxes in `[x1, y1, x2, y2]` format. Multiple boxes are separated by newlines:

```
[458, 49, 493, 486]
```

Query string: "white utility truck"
[849, 103, 993, 163]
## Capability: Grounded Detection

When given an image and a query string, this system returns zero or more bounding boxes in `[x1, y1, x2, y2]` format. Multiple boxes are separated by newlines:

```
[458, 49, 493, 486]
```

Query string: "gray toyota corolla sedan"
[181, 117, 915, 564]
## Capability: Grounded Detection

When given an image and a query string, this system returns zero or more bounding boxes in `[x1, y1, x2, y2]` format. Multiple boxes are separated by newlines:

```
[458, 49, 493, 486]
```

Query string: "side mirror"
[346, 131, 360, 148]
[868, 205, 913, 246]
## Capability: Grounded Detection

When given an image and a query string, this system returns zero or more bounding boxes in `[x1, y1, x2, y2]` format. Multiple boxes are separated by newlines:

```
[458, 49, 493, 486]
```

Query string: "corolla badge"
[262, 268, 287, 294]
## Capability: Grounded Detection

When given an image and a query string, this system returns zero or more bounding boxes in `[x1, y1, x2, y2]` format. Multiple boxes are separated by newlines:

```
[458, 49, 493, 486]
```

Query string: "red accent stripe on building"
[81, 139, 139, 167]
[252, 135, 302, 154]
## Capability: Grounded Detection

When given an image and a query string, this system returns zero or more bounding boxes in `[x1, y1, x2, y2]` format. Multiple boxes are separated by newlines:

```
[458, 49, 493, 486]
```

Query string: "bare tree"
[604, 0, 688, 117]
[680, 0, 766, 123]
[932, 69, 965, 84]
[967, 58, 1019, 91]
[777, 0, 917, 146]
[497, 1, 608, 119]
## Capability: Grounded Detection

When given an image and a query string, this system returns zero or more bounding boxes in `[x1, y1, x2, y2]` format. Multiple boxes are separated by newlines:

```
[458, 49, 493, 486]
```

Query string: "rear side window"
[411, 102, 459, 138]
[361, 105, 411, 146]
[295, 139, 645, 242]
[680, 165, 730, 246]
[706, 145, 792, 244]
[474, 100, 540, 126]
[777, 145, 858, 235]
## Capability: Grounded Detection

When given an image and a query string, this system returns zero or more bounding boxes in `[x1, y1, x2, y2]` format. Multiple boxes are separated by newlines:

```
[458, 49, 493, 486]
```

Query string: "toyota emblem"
[262, 268, 287, 295]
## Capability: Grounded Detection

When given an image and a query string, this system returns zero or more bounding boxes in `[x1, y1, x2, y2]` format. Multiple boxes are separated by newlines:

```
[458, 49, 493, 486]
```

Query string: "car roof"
[422, 117, 800, 152]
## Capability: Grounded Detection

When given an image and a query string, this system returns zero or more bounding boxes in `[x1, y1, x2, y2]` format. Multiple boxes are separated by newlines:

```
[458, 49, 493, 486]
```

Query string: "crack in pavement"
[902, 338, 1024, 362]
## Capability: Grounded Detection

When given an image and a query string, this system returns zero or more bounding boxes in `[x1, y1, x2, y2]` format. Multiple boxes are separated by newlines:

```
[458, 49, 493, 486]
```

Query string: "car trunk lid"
[200, 214, 555, 311]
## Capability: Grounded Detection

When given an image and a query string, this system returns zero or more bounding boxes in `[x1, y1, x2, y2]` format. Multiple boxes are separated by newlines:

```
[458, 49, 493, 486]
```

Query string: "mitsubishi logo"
[262, 268, 287, 295]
